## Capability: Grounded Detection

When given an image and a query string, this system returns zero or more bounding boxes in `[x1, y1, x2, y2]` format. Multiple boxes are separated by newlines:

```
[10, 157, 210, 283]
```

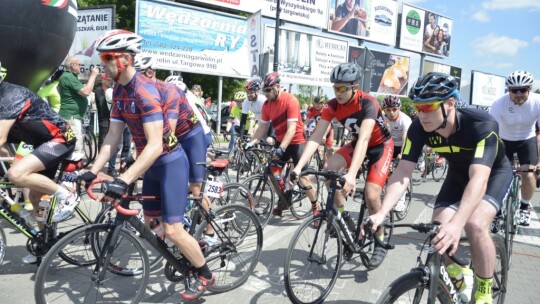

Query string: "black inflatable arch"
[0, 0, 77, 92]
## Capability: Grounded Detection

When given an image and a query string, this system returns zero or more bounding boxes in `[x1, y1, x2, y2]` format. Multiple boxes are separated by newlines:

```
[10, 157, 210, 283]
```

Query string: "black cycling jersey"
[402, 108, 509, 176]
[0, 82, 74, 146]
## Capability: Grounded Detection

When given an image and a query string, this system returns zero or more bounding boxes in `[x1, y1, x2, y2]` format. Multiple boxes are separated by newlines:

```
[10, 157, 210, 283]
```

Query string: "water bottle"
[35, 195, 51, 222]
[447, 263, 474, 302]
[342, 211, 356, 233]
[149, 218, 174, 247]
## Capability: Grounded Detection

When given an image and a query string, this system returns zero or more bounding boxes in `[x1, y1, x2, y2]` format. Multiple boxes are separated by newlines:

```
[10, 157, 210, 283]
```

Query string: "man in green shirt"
[58, 56, 99, 156]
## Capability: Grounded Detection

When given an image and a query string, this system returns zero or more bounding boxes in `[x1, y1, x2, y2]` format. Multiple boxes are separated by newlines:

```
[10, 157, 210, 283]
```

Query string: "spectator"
[37, 69, 63, 112]
[58, 56, 99, 157]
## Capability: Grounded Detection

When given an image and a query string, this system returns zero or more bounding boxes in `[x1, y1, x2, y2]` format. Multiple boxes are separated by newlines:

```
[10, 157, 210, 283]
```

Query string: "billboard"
[399, 3, 453, 57]
[191, 0, 328, 28]
[423, 60, 462, 89]
[68, 6, 115, 78]
[348, 46, 410, 95]
[470, 70, 506, 107]
[136, 0, 249, 77]
[327, 0, 398, 46]
[264, 26, 348, 86]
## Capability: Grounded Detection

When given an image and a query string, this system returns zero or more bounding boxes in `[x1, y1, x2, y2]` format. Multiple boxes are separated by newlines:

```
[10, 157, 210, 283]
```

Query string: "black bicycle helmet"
[245, 78, 262, 91]
[314, 96, 326, 104]
[383, 95, 401, 108]
[409, 72, 460, 102]
[262, 72, 280, 89]
[330, 63, 361, 83]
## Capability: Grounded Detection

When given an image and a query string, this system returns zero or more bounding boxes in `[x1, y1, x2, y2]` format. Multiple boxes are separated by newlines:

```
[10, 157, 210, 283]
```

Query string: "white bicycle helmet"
[506, 70, 534, 88]
[134, 54, 156, 71]
[96, 30, 143, 54]
[165, 76, 187, 92]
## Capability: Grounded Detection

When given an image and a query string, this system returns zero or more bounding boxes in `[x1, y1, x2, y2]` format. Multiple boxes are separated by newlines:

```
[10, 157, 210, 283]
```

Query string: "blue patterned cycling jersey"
[154, 80, 200, 140]
[110, 73, 177, 155]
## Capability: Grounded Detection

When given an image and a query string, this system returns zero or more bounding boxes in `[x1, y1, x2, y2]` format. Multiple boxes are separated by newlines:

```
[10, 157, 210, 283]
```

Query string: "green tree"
[294, 85, 318, 106]
[535, 89, 540, 94]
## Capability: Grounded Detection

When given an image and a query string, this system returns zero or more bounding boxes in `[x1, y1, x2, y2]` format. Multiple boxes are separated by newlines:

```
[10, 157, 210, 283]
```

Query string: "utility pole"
[273, 0, 282, 72]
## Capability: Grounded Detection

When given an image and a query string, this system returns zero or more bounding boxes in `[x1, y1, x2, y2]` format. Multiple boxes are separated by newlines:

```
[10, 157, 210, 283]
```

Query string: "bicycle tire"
[82, 133, 94, 168]
[0, 226, 6, 267]
[393, 182, 413, 221]
[35, 224, 150, 304]
[504, 195, 516, 266]
[431, 157, 447, 182]
[284, 215, 342, 304]
[376, 270, 449, 303]
[242, 174, 276, 227]
[193, 204, 263, 293]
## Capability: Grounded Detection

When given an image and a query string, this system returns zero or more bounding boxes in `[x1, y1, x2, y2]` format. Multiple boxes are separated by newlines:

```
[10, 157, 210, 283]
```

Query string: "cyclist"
[363, 72, 513, 304]
[0, 62, 78, 263]
[240, 78, 267, 139]
[306, 96, 334, 164]
[247, 71, 318, 216]
[293, 63, 394, 267]
[80, 30, 214, 300]
[489, 70, 540, 226]
[382, 95, 412, 212]
[227, 91, 252, 152]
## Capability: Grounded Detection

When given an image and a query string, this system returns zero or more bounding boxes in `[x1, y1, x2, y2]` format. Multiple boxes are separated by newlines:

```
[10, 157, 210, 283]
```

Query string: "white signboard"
[136, 0, 249, 77]
[327, 0, 398, 46]
[470, 71, 506, 107]
[264, 26, 348, 86]
[192, 0, 329, 28]
[247, 10, 262, 77]
[68, 6, 115, 77]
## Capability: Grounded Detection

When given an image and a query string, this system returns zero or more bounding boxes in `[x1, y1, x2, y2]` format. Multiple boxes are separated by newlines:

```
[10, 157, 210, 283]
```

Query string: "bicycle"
[283, 169, 394, 304]
[0, 157, 104, 266]
[386, 159, 414, 221]
[374, 222, 508, 304]
[242, 145, 323, 227]
[82, 110, 98, 168]
[34, 177, 263, 304]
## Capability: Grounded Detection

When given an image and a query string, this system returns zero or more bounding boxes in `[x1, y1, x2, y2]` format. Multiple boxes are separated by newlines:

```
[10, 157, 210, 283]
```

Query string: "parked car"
[374, 14, 392, 26]
[208, 102, 231, 131]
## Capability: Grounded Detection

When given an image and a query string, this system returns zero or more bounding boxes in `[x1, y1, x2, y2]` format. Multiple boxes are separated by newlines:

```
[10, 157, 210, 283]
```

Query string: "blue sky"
[369, 0, 540, 91]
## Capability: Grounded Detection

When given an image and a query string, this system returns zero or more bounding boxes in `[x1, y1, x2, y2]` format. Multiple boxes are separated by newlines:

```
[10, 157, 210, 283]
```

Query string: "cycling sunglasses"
[413, 101, 444, 113]
[99, 52, 124, 63]
[509, 87, 530, 94]
[384, 107, 399, 112]
[333, 84, 355, 94]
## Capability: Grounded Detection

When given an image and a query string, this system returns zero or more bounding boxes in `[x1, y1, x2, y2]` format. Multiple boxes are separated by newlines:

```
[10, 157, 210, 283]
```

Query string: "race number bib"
[204, 180, 224, 198]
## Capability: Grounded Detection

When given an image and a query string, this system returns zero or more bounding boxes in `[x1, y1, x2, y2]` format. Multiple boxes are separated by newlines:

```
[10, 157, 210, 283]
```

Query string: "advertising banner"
[327, 0, 398, 46]
[68, 6, 115, 78]
[247, 10, 262, 78]
[470, 71, 506, 107]
[264, 26, 348, 87]
[399, 3, 453, 58]
[348, 46, 410, 95]
[423, 60, 462, 89]
[192, 0, 328, 28]
[136, 0, 249, 77]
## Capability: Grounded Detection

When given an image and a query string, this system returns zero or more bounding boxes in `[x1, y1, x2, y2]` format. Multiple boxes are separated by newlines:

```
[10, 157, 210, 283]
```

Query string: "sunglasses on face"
[385, 107, 398, 112]
[413, 101, 444, 113]
[99, 52, 123, 63]
[263, 88, 273, 93]
[333, 85, 354, 94]
[509, 87, 530, 94]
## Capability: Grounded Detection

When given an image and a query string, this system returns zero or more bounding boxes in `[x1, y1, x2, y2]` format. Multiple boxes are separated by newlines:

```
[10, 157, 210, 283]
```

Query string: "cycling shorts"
[275, 142, 308, 171]
[180, 127, 207, 183]
[336, 139, 394, 187]
[32, 141, 75, 179]
[142, 148, 189, 224]
[393, 146, 402, 159]
[434, 165, 513, 212]
[502, 137, 538, 165]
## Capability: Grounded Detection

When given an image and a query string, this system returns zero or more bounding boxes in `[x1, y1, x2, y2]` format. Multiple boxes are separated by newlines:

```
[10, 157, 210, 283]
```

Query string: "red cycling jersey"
[261, 91, 306, 145]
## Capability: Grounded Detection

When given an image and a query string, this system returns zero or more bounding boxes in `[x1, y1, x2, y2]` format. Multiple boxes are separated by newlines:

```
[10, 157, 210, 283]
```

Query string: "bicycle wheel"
[289, 173, 323, 220]
[431, 157, 447, 182]
[0, 227, 6, 266]
[243, 174, 275, 227]
[209, 183, 253, 208]
[194, 204, 263, 293]
[393, 182, 413, 221]
[284, 215, 342, 304]
[35, 224, 150, 304]
[376, 270, 449, 303]
[94, 203, 164, 271]
[504, 195, 516, 265]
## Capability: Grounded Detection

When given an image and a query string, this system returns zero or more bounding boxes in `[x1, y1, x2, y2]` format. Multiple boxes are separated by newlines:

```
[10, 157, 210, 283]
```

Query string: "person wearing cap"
[306, 96, 334, 165]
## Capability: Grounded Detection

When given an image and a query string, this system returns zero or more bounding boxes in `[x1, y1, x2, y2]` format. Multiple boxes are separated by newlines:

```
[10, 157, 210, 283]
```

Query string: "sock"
[520, 200, 530, 210]
[196, 263, 212, 279]
[377, 233, 384, 242]
[338, 206, 345, 213]
[53, 186, 70, 200]
[474, 275, 492, 300]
